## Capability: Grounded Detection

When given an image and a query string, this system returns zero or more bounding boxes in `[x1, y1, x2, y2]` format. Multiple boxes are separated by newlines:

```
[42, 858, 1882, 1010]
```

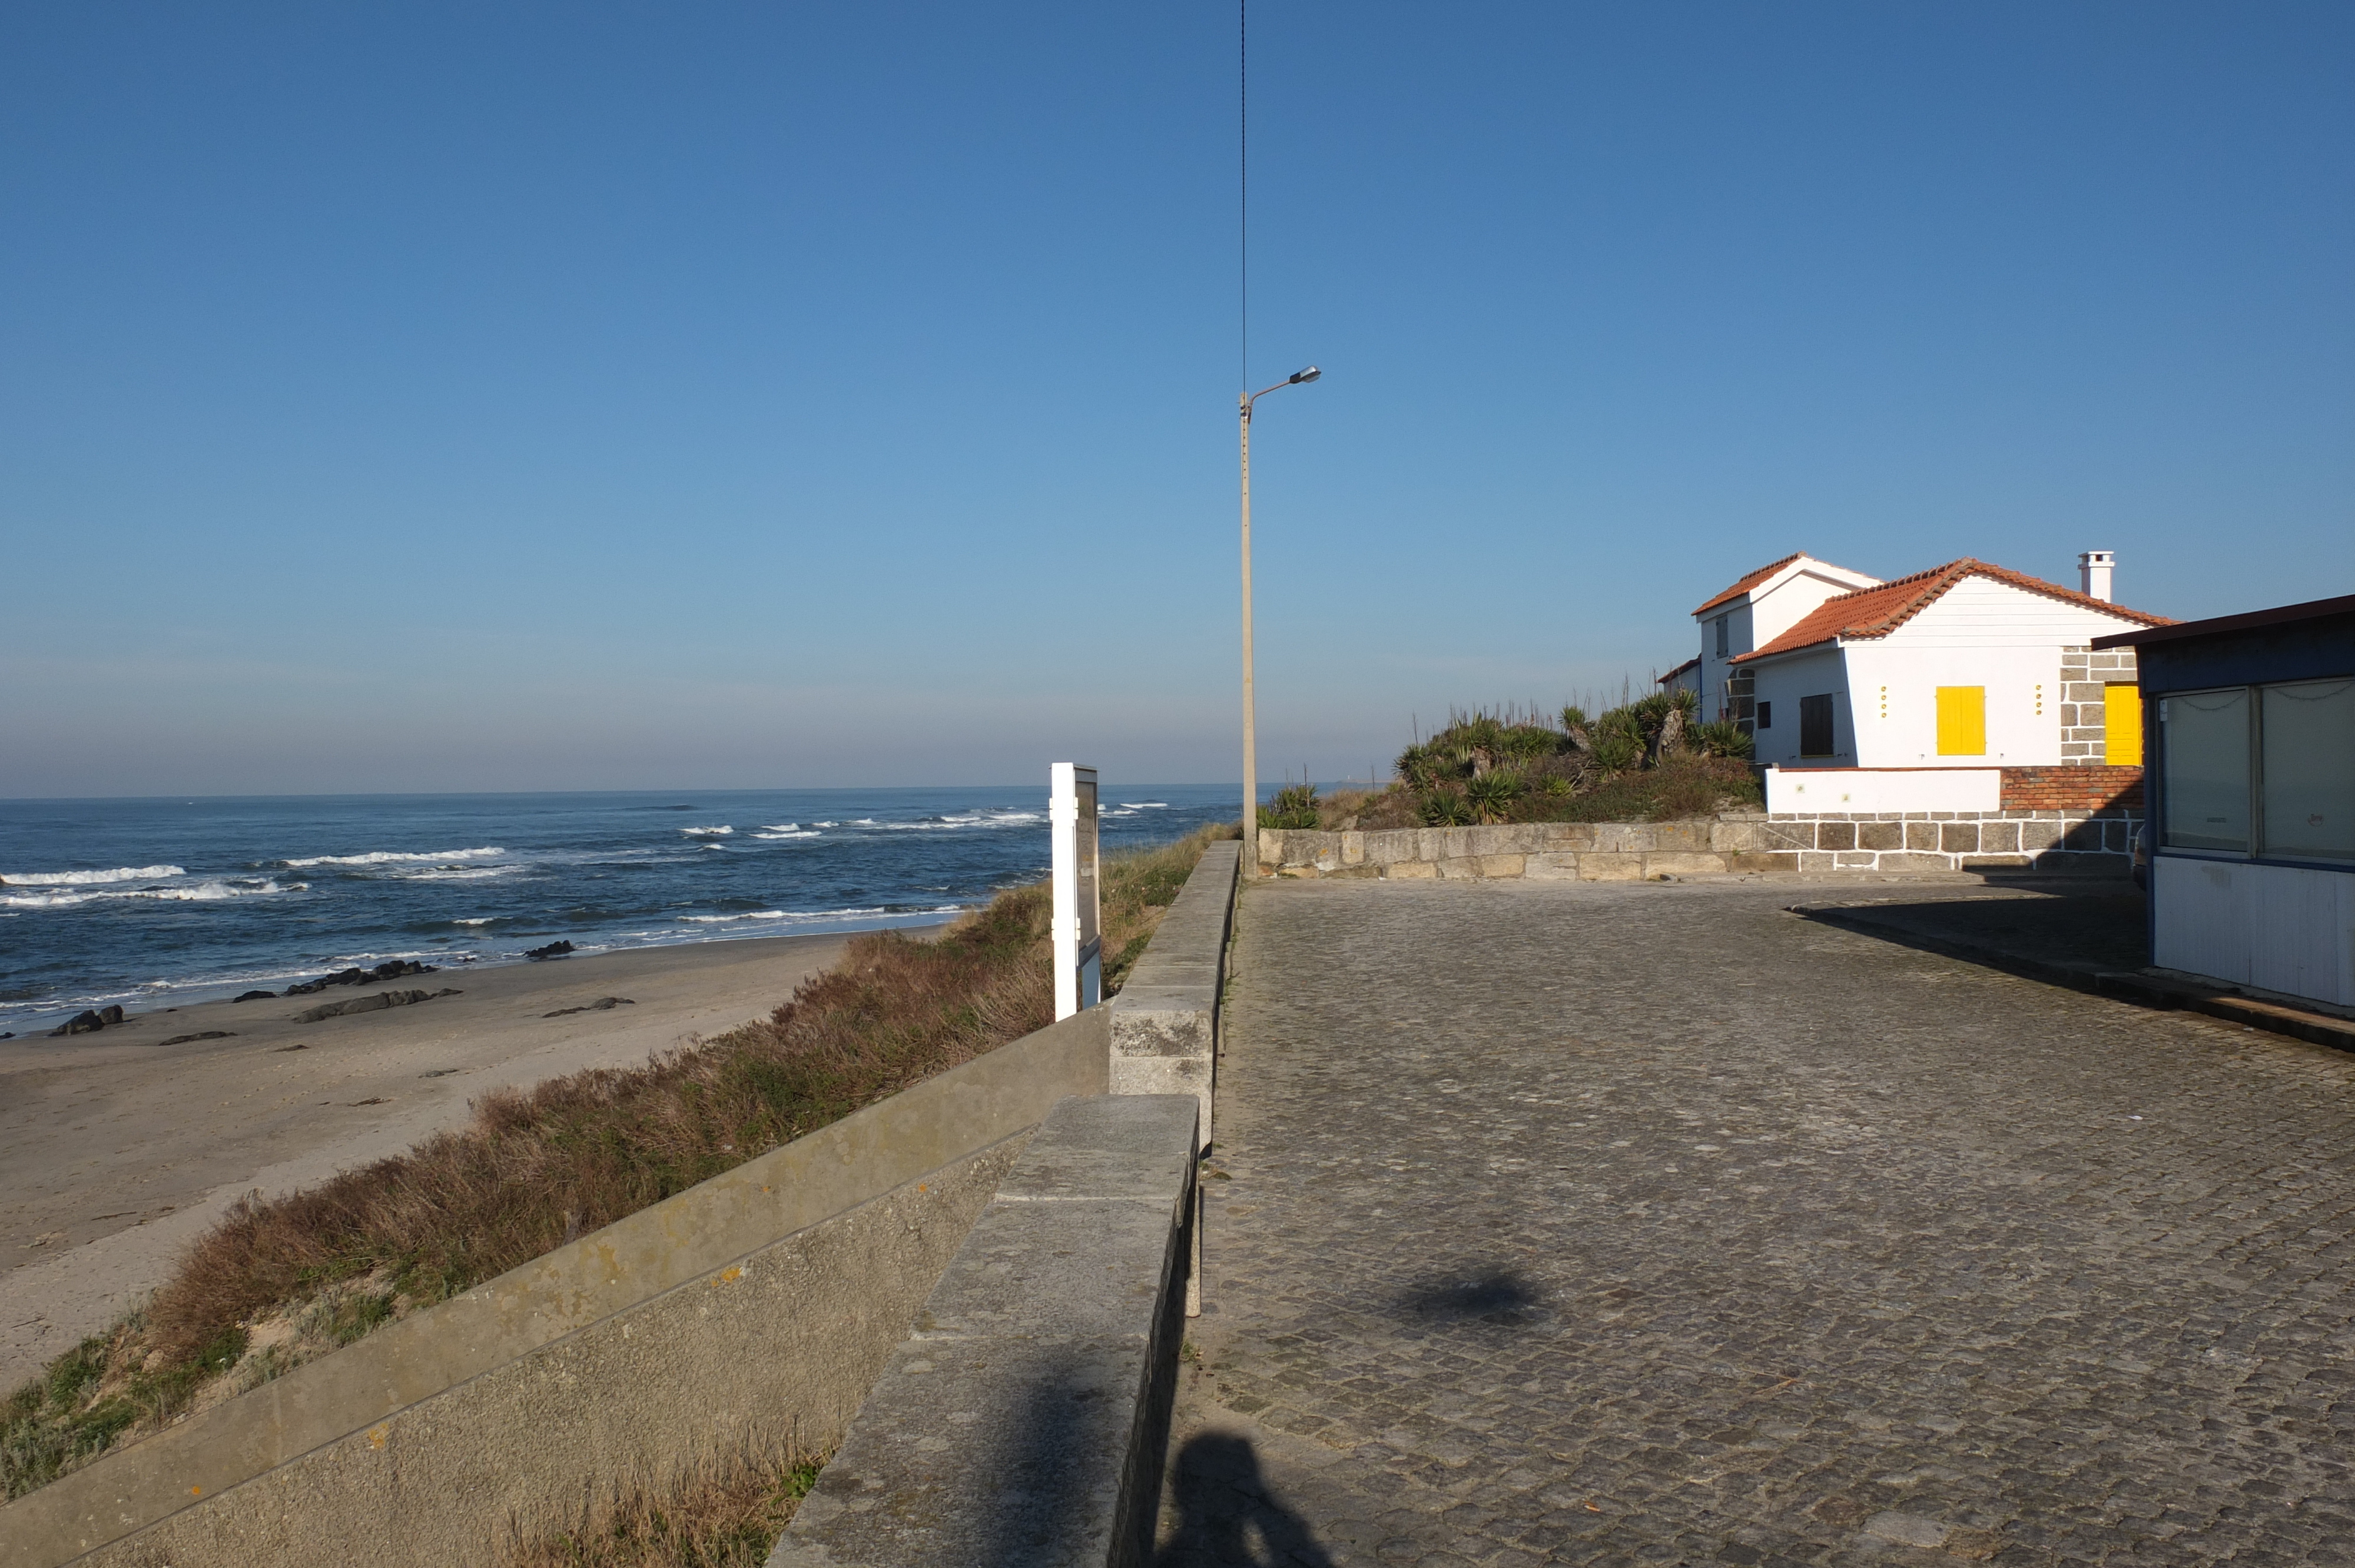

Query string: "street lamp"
[1239, 365, 1320, 877]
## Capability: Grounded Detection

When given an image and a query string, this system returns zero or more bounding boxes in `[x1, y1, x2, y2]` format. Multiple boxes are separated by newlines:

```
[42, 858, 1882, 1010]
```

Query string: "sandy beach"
[0, 930, 897, 1390]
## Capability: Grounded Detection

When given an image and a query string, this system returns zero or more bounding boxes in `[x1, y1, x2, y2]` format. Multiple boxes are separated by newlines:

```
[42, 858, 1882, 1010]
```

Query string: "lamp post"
[1239, 365, 1321, 877]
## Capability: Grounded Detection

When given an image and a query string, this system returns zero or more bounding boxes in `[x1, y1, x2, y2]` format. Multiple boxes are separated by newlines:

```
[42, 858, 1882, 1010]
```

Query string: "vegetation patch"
[1263, 692, 1759, 834]
[502, 1445, 827, 1568]
[0, 826, 1231, 1502]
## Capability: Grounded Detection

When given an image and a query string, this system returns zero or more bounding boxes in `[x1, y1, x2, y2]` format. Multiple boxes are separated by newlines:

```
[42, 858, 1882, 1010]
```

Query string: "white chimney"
[2078, 549, 2114, 602]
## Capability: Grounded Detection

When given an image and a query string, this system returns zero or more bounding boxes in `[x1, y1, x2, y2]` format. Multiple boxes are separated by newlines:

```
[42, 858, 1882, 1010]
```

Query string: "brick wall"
[2001, 764, 2144, 813]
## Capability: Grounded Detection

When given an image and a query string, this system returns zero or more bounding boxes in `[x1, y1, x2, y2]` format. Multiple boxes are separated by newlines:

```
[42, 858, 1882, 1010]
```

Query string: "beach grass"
[500, 1444, 827, 1568]
[0, 822, 1235, 1502]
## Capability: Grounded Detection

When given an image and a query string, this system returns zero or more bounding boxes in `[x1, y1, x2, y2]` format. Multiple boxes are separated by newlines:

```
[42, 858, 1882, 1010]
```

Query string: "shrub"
[1464, 770, 1524, 823]
[1419, 787, 1472, 826]
[1258, 783, 1321, 830]
[1689, 719, 1753, 759]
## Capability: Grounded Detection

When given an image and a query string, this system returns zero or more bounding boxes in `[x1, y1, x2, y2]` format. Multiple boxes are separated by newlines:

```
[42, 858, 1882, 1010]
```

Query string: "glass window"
[2162, 688, 2250, 852]
[1756, 700, 1772, 730]
[1715, 616, 1729, 657]
[2261, 679, 2355, 861]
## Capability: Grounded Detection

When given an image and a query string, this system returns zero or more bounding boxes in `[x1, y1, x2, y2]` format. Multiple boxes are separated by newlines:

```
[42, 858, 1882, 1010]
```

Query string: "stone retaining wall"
[2, 1009, 1113, 1568]
[1258, 809, 2135, 881]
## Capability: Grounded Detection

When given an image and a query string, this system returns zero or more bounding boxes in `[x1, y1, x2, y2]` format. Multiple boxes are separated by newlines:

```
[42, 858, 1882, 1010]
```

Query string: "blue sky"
[4, 3, 2349, 797]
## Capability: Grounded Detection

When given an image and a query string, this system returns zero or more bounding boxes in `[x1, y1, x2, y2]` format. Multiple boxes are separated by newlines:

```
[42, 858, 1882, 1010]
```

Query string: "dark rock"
[289, 988, 433, 1024]
[49, 1009, 108, 1037]
[232, 990, 277, 1003]
[286, 960, 438, 996]
[525, 941, 576, 961]
[157, 1031, 236, 1047]
[542, 996, 636, 1018]
[98, 1005, 125, 1026]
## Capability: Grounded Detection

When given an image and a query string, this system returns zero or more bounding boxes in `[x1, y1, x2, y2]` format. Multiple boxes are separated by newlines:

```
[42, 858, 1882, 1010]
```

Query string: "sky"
[3, 3, 2350, 798]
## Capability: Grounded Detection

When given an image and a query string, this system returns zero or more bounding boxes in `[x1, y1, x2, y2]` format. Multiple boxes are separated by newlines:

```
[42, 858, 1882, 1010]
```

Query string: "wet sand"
[0, 930, 905, 1390]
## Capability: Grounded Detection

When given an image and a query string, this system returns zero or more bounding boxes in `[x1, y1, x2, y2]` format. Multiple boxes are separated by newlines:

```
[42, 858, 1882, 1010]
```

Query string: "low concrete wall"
[1109, 839, 1239, 1151]
[3, 1007, 1112, 1568]
[769, 1094, 1198, 1568]
[1257, 810, 2134, 881]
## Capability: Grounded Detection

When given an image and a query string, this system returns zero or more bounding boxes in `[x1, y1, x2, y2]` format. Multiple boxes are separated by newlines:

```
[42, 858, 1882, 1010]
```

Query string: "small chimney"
[2078, 549, 2114, 602]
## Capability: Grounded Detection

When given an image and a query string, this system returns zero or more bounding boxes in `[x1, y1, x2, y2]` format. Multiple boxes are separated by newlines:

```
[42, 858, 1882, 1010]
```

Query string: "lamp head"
[1290, 366, 1322, 384]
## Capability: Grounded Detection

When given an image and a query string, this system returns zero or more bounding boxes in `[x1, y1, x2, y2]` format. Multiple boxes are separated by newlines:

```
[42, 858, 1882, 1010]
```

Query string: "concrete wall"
[1108, 839, 1239, 1153]
[3, 1008, 1112, 1568]
[1765, 768, 2002, 814]
[769, 1095, 1199, 1568]
[1258, 811, 2134, 881]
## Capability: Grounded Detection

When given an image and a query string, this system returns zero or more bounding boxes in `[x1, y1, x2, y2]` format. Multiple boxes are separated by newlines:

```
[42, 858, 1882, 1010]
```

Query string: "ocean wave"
[1121, 802, 1169, 809]
[452, 917, 497, 926]
[403, 865, 518, 882]
[281, 847, 505, 869]
[678, 911, 787, 923]
[681, 826, 733, 836]
[1, 864, 187, 886]
[2, 878, 306, 910]
[753, 830, 820, 840]
[761, 823, 800, 832]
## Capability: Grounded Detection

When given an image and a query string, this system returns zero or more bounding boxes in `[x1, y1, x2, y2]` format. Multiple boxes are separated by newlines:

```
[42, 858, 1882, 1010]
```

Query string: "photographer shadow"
[1155, 1431, 1336, 1567]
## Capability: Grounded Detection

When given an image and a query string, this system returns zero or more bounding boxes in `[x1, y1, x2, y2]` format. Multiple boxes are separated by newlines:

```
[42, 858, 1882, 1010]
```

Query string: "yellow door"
[1935, 686, 1986, 755]
[2104, 682, 2142, 765]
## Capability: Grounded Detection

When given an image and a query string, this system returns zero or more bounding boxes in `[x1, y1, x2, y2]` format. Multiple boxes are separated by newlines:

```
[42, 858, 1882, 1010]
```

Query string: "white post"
[1049, 763, 1102, 1021]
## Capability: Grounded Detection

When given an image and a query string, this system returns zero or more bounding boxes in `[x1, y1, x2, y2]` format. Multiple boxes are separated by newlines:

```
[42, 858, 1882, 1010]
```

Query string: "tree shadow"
[1155, 1432, 1336, 1567]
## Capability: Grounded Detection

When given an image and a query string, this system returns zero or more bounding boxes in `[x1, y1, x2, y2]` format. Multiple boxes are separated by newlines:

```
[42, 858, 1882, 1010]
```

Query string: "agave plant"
[1588, 732, 1643, 774]
[1541, 774, 1574, 799]
[1688, 719, 1754, 759]
[1464, 769, 1524, 824]
[1394, 743, 1439, 789]
[1258, 783, 1322, 830]
[1418, 787, 1473, 827]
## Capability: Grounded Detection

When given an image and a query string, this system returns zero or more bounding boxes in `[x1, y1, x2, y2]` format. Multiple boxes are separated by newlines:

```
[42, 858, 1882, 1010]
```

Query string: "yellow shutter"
[2104, 682, 2142, 766]
[1935, 686, 1986, 755]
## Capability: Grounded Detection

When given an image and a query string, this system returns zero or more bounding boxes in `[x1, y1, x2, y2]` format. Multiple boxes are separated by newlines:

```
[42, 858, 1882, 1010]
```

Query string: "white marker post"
[1050, 763, 1102, 1021]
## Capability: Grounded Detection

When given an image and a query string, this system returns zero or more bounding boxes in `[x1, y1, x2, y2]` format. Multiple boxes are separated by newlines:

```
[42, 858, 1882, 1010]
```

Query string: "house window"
[1799, 695, 1835, 757]
[2260, 679, 2354, 861]
[1935, 686, 1986, 756]
[2161, 688, 2250, 852]
[1714, 616, 1729, 657]
[1756, 700, 1772, 730]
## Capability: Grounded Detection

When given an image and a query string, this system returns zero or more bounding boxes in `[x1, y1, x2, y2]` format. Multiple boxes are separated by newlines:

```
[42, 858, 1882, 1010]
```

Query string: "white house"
[1724, 555, 2170, 772]
[1689, 553, 1883, 724]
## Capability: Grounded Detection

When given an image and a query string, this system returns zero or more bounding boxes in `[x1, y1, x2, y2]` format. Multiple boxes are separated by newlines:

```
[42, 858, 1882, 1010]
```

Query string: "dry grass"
[1, 824, 1233, 1501]
[502, 1444, 827, 1568]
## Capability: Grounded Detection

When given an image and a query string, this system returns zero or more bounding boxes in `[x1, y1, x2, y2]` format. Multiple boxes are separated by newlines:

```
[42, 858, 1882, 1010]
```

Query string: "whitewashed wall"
[1694, 560, 1878, 725]
[1748, 647, 1850, 766]
[1764, 768, 2002, 814]
[2154, 855, 2355, 1008]
[1750, 578, 2151, 769]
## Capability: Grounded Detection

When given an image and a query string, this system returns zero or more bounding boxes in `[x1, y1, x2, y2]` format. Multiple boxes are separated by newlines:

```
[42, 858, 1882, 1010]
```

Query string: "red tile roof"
[1691, 553, 1804, 617]
[1729, 559, 2174, 665]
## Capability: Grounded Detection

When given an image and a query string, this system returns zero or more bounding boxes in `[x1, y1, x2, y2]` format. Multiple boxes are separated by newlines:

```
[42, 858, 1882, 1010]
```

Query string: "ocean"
[0, 785, 1238, 1037]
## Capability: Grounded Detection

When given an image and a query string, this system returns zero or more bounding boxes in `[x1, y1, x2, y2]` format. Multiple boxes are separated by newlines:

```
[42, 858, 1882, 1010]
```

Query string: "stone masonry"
[2058, 645, 2138, 765]
[1258, 806, 2134, 882]
[1157, 876, 2355, 1566]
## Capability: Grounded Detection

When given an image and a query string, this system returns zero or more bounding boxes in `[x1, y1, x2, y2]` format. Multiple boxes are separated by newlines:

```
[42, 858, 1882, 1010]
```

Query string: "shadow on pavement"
[1396, 1267, 1546, 1327]
[1156, 1433, 1336, 1568]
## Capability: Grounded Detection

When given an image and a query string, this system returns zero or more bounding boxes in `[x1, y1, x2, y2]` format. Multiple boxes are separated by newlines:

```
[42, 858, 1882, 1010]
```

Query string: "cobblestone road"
[1155, 878, 2355, 1567]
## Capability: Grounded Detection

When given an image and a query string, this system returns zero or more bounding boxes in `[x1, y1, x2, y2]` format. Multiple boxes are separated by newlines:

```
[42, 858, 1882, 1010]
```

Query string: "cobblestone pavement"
[1155, 878, 2355, 1567]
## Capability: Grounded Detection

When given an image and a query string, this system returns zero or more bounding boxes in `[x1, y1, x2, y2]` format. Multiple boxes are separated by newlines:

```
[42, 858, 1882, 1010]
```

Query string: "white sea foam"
[852, 818, 877, 825]
[281, 847, 505, 868]
[681, 826, 733, 836]
[761, 823, 800, 832]
[753, 830, 820, 840]
[403, 865, 517, 882]
[452, 918, 497, 926]
[0, 864, 186, 886]
[1, 878, 306, 910]
[678, 911, 787, 923]
[1121, 802, 1169, 809]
